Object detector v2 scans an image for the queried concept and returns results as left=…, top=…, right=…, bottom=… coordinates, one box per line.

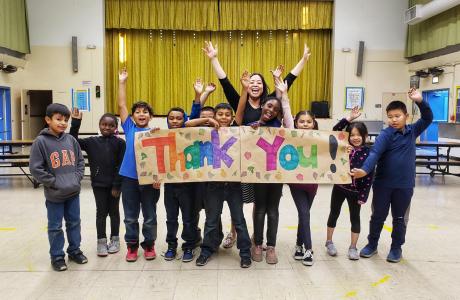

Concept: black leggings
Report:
left=327, top=185, right=361, bottom=233
left=92, top=187, right=120, bottom=239
left=253, top=183, right=283, bottom=247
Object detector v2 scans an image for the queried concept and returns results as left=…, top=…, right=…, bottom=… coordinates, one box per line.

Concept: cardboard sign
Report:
left=135, top=127, right=240, bottom=184
left=135, top=126, right=351, bottom=184
left=240, top=127, right=351, bottom=184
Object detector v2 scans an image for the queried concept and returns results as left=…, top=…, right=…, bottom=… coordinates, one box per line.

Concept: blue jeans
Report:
left=367, top=186, right=413, bottom=249
left=201, top=182, right=250, bottom=258
left=164, top=183, right=195, bottom=249
left=46, top=195, right=81, bottom=261
left=121, top=177, right=160, bottom=249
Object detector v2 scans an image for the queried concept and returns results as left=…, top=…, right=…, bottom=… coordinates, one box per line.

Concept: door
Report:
left=420, top=89, right=449, bottom=142
left=21, top=89, right=31, bottom=139
left=0, top=87, right=12, bottom=141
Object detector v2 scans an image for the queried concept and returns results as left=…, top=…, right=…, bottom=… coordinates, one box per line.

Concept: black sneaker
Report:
left=302, top=249, right=314, bottom=266
left=240, top=257, right=252, bottom=268
left=68, top=251, right=88, bottom=264
left=294, top=245, right=304, bottom=260
left=51, top=258, right=67, bottom=271
left=195, top=254, right=210, bottom=266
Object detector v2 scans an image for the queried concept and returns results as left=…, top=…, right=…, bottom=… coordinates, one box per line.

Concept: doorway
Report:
left=0, top=86, right=12, bottom=141
left=420, top=89, right=449, bottom=142
left=21, top=90, right=53, bottom=139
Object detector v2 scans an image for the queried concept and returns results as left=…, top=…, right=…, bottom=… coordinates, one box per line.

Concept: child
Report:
left=193, top=103, right=252, bottom=268
left=69, top=108, right=126, bottom=256
left=351, top=88, right=433, bottom=263
left=29, top=103, right=87, bottom=271
left=163, top=107, right=197, bottom=262
left=325, top=106, right=373, bottom=261
left=275, top=78, right=319, bottom=266
left=118, top=69, right=161, bottom=262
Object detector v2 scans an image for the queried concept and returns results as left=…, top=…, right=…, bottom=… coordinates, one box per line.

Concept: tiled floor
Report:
left=0, top=172, right=459, bottom=299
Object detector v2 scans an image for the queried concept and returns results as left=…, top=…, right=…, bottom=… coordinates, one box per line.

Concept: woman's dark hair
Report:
left=131, top=101, right=154, bottom=116
left=347, top=122, right=368, bottom=146
left=99, top=113, right=118, bottom=127
left=167, top=107, right=185, bottom=118
left=250, top=73, right=269, bottom=103
left=294, top=110, right=318, bottom=129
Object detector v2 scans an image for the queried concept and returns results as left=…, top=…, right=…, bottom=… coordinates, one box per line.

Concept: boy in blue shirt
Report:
left=351, top=88, right=433, bottom=263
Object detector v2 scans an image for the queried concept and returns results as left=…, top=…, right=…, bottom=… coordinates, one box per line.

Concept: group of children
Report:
left=29, top=42, right=433, bottom=272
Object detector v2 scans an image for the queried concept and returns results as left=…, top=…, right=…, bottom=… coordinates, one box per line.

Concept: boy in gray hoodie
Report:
left=29, top=103, right=87, bottom=271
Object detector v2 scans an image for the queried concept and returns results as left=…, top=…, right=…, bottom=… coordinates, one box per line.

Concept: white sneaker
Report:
left=108, top=236, right=120, bottom=254
left=325, top=240, right=337, bottom=256
left=97, top=238, right=108, bottom=257
left=302, top=249, right=314, bottom=266
left=348, top=247, right=359, bottom=260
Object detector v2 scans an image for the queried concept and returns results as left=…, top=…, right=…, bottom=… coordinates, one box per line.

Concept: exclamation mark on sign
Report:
left=329, top=135, right=338, bottom=173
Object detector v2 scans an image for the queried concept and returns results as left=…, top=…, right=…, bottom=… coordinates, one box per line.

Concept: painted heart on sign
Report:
left=296, top=174, right=304, bottom=181
left=244, top=152, right=252, bottom=160
left=313, top=172, right=318, bottom=180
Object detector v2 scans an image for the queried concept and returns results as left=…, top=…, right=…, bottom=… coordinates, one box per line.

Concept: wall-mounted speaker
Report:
left=72, top=36, right=78, bottom=73
left=356, top=41, right=365, bottom=77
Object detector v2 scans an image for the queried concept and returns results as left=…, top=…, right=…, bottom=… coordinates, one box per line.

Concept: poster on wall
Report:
left=134, top=127, right=351, bottom=185
left=345, top=87, right=364, bottom=109
left=71, top=88, right=91, bottom=111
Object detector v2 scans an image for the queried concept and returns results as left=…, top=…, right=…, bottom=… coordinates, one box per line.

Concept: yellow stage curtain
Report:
left=406, top=0, right=460, bottom=57
left=105, top=0, right=219, bottom=31
left=105, top=29, right=331, bottom=115
left=219, top=0, right=333, bottom=30
left=105, top=0, right=332, bottom=31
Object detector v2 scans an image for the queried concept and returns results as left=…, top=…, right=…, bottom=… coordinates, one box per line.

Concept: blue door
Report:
left=420, top=89, right=449, bottom=142
left=0, top=87, right=12, bottom=141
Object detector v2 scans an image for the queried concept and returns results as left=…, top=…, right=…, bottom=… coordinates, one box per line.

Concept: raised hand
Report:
left=347, top=106, right=361, bottom=122
left=240, top=70, right=250, bottom=90
left=119, top=68, right=128, bottom=83
left=71, top=107, right=82, bottom=119
left=202, top=41, right=218, bottom=59
left=302, top=44, right=311, bottom=61
left=270, top=64, right=285, bottom=80
left=408, top=88, right=423, bottom=103
left=194, top=78, right=204, bottom=94
left=274, top=77, right=288, bottom=95
left=204, top=82, right=216, bottom=93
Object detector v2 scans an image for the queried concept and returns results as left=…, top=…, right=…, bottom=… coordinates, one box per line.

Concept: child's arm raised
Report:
left=189, top=78, right=203, bottom=120
left=200, top=82, right=216, bottom=106
left=118, top=69, right=129, bottom=124
left=235, top=71, right=250, bottom=126
left=275, top=77, right=294, bottom=129
left=333, top=106, right=361, bottom=131
left=271, top=65, right=285, bottom=99
left=408, top=88, right=433, bottom=137
left=69, top=108, right=89, bottom=150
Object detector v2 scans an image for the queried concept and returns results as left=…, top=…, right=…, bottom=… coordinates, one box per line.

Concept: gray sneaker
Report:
left=108, top=236, right=120, bottom=254
left=348, top=247, right=359, bottom=260
left=325, top=240, right=337, bottom=256
left=97, top=238, right=108, bottom=257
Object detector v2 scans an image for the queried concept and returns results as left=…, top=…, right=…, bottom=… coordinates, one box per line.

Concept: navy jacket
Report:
left=361, top=101, right=433, bottom=188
